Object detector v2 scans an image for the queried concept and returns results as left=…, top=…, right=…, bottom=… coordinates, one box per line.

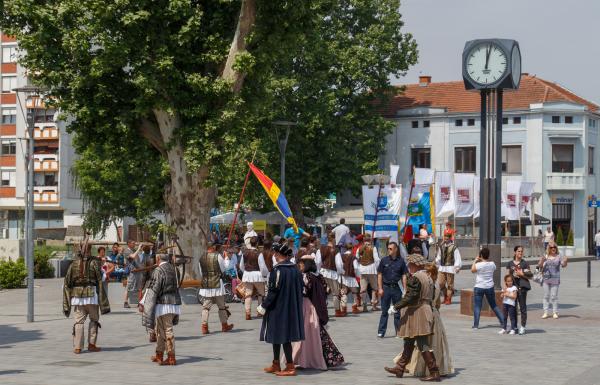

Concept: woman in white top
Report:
left=470, top=247, right=504, bottom=329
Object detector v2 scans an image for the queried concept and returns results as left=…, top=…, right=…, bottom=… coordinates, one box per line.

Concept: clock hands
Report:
left=485, top=44, right=491, bottom=70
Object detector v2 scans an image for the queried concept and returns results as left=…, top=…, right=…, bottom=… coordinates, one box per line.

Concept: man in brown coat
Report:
left=384, top=253, right=440, bottom=382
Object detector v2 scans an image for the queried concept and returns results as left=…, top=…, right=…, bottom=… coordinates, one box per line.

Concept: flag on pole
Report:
left=248, top=163, right=298, bottom=232
left=434, top=171, right=455, bottom=217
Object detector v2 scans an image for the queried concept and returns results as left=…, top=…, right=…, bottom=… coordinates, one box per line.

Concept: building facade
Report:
left=380, top=74, right=599, bottom=256
left=0, top=32, right=86, bottom=257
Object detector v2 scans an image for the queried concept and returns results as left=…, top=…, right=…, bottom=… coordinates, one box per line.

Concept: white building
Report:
left=378, top=74, right=599, bottom=256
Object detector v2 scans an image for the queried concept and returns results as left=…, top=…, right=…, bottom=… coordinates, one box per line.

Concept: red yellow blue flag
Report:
left=248, top=163, right=298, bottom=232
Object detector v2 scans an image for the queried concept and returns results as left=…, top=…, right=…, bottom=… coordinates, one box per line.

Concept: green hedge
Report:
left=16, top=247, right=55, bottom=279
left=0, top=259, right=27, bottom=289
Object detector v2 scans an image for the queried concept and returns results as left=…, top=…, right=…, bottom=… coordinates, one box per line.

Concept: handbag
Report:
left=532, top=266, right=544, bottom=285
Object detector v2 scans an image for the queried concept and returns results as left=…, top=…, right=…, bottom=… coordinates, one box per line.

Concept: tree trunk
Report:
left=289, top=199, right=305, bottom=229
left=154, top=109, right=215, bottom=281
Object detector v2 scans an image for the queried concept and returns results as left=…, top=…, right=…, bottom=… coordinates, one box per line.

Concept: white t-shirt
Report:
left=503, top=285, right=517, bottom=306
left=333, top=224, right=350, bottom=245
left=595, top=232, right=600, bottom=247
left=474, top=261, right=496, bottom=289
left=543, top=231, right=554, bottom=243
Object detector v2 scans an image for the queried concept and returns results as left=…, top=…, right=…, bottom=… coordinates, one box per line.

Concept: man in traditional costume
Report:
left=244, top=222, right=258, bottom=249
left=435, top=233, right=462, bottom=305
left=141, top=253, right=182, bottom=366
left=63, top=241, right=110, bottom=354
left=239, top=236, right=269, bottom=320
left=356, top=233, right=380, bottom=312
left=315, top=236, right=341, bottom=316
left=337, top=245, right=360, bottom=316
left=258, top=243, right=304, bottom=376
left=198, top=241, right=234, bottom=335
left=385, top=253, right=441, bottom=382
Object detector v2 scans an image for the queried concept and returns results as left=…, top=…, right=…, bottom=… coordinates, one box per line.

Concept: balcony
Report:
left=34, top=186, right=59, bottom=204
left=546, top=172, right=585, bottom=190
left=34, top=157, right=59, bottom=172
left=34, top=125, right=59, bottom=140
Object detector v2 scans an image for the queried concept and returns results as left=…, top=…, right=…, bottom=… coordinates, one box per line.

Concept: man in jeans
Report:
left=595, top=229, right=600, bottom=260
left=376, top=242, right=408, bottom=338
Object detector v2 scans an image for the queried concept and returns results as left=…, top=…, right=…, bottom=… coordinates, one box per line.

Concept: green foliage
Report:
left=566, top=229, right=574, bottom=247
left=33, top=247, right=57, bottom=278
left=0, top=259, right=27, bottom=289
left=1, top=0, right=418, bottom=229
left=555, top=227, right=564, bottom=246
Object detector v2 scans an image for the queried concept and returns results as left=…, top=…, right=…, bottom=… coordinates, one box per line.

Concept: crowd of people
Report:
left=61, top=219, right=570, bottom=380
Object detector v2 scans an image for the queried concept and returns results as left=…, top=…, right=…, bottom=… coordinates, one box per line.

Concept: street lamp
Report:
left=272, top=120, right=298, bottom=235
left=14, top=85, right=45, bottom=323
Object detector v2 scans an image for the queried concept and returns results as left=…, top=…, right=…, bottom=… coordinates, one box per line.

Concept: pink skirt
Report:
left=290, top=298, right=328, bottom=370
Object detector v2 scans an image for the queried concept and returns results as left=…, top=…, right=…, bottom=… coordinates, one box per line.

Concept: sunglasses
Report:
left=387, top=247, right=394, bottom=251
left=549, top=246, right=557, bottom=250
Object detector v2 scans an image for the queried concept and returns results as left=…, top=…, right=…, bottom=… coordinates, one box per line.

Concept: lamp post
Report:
left=14, top=85, right=44, bottom=323
left=273, top=120, right=297, bottom=235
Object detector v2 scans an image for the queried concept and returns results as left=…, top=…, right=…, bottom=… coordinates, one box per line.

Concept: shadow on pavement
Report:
left=522, top=329, right=546, bottom=334
left=528, top=303, right=580, bottom=310
left=101, top=345, right=142, bottom=352
left=0, top=370, right=25, bottom=376
left=0, top=325, right=43, bottom=346
left=176, top=355, right=222, bottom=365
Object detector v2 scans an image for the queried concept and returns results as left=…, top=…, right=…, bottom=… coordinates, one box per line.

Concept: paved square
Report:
left=1, top=261, right=600, bottom=385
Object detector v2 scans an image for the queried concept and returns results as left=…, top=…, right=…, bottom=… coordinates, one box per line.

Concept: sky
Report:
left=394, top=0, right=600, bottom=105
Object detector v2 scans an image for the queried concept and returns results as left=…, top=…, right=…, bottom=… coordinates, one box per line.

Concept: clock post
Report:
left=463, top=39, right=521, bottom=289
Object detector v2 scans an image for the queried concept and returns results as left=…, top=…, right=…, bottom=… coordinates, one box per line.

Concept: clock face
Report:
left=511, top=44, right=521, bottom=87
left=465, top=43, right=508, bottom=86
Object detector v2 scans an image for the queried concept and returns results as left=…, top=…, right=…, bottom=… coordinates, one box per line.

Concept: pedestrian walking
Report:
left=376, top=242, right=408, bottom=338
left=356, top=234, right=381, bottom=312
left=539, top=242, right=568, bottom=319
left=506, top=246, right=533, bottom=334
left=543, top=227, right=554, bottom=252
left=315, top=236, right=342, bottom=317
left=435, top=233, right=462, bottom=305
left=499, top=275, right=518, bottom=335
left=470, top=248, right=504, bottom=330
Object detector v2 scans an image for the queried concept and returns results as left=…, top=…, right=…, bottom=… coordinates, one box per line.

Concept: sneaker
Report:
left=471, top=326, right=479, bottom=330
left=553, top=313, right=559, bottom=319
left=508, top=330, right=516, bottom=335
left=498, top=329, right=507, bottom=334
left=124, top=302, right=130, bottom=309
left=541, top=312, right=549, bottom=319
left=377, top=333, right=384, bottom=338
left=518, top=326, right=526, bottom=335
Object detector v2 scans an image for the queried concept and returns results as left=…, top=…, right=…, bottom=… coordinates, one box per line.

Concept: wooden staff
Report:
left=225, top=150, right=257, bottom=252
left=401, top=166, right=416, bottom=242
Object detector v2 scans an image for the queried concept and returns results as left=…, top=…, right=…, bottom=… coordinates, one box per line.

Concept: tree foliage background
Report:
left=1, top=0, right=417, bottom=235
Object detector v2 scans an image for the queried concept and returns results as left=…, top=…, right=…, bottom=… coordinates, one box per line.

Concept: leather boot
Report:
left=342, top=307, right=348, bottom=316
left=263, top=360, right=281, bottom=373
left=444, top=297, right=451, bottom=305
left=160, top=352, right=176, bottom=366
left=275, top=363, right=297, bottom=376
left=245, top=312, right=252, bottom=320
left=384, top=343, right=415, bottom=378
left=221, top=322, right=234, bottom=332
left=87, top=344, right=101, bottom=352
left=352, top=304, right=361, bottom=314
left=151, top=351, right=164, bottom=363
left=201, top=323, right=209, bottom=335
left=73, top=348, right=81, bottom=354
left=420, top=351, right=441, bottom=382
left=334, top=310, right=344, bottom=317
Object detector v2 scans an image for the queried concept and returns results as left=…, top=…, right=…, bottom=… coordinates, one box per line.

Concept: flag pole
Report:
left=401, top=166, right=416, bottom=242
left=371, top=180, right=384, bottom=239
left=225, top=150, right=257, bottom=252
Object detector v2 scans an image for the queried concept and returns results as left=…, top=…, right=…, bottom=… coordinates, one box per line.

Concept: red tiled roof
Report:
left=382, top=75, right=599, bottom=116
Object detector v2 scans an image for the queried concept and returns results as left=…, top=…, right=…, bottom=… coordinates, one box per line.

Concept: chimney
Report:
left=419, top=75, right=431, bottom=87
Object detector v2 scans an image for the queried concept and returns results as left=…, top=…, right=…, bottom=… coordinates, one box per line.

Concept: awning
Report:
left=500, top=214, right=551, bottom=225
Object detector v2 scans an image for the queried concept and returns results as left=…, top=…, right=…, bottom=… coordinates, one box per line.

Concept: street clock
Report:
left=462, top=39, right=521, bottom=90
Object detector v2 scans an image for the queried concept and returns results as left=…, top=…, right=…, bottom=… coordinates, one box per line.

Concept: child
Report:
left=499, top=274, right=518, bottom=334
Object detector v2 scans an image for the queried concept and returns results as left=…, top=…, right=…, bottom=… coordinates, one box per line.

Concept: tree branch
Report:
left=138, top=116, right=166, bottom=157
left=221, top=0, right=256, bottom=94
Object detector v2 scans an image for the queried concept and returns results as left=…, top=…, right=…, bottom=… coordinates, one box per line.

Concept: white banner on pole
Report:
left=454, top=173, right=475, bottom=218
left=390, top=164, right=400, bottom=185
left=435, top=171, right=455, bottom=217
left=414, top=168, right=435, bottom=186
left=519, top=182, right=536, bottom=215
left=505, top=180, right=521, bottom=220
left=362, top=185, right=402, bottom=242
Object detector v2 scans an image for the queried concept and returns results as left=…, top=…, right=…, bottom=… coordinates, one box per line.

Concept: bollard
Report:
left=587, top=259, right=591, bottom=288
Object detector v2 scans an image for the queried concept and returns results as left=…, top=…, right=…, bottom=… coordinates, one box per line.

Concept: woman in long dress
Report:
left=286, top=256, right=345, bottom=369
left=399, top=263, right=454, bottom=377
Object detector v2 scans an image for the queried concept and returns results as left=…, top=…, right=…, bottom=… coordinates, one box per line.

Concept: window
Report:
left=502, top=117, right=509, bottom=125
left=411, top=121, right=418, bottom=128
left=467, top=119, right=475, bottom=126
left=1, top=108, right=16, bottom=124
left=589, top=119, right=597, bottom=128
left=552, top=116, right=560, bottom=124
left=454, top=146, right=476, bottom=173
left=1, top=171, right=16, bottom=187
left=502, top=146, right=522, bottom=174
left=423, top=120, right=430, bottom=128
left=411, top=148, right=431, bottom=169
left=1, top=76, right=16, bottom=93
left=34, top=210, right=64, bottom=229
left=1, top=140, right=16, bottom=155
left=455, top=119, right=463, bottom=127
left=513, top=117, right=521, bottom=124
left=565, top=116, right=573, bottom=124
left=589, top=146, right=595, bottom=175
left=552, top=144, right=574, bottom=172
left=2, top=46, right=16, bottom=63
